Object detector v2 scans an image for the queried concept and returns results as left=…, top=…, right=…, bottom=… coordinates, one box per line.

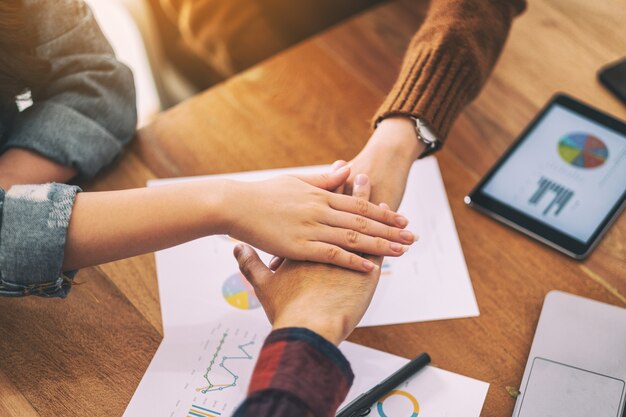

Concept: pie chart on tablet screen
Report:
left=558, top=133, right=609, bottom=168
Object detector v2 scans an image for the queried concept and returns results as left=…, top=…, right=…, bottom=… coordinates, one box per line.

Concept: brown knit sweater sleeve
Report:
left=374, top=0, right=526, bottom=139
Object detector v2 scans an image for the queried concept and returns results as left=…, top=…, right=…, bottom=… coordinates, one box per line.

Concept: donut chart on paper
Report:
left=376, top=389, right=420, bottom=417
left=558, top=133, right=608, bottom=168
left=222, top=273, right=261, bottom=310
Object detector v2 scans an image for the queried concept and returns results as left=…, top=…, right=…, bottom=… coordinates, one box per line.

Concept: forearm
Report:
left=365, top=118, right=424, bottom=165
left=350, top=118, right=425, bottom=210
left=62, top=180, right=232, bottom=270
left=358, top=0, right=526, bottom=207
left=0, top=148, right=76, bottom=189
left=375, top=0, right=526, bottom=138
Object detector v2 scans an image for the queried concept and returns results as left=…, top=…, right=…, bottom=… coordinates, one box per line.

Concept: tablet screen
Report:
left=482, top=104, right=626, bottom=243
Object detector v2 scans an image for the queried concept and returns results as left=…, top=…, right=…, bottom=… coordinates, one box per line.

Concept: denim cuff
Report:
left=0, top=183, right=81, bottom=297
left=4, top=102, right=124, bottom=179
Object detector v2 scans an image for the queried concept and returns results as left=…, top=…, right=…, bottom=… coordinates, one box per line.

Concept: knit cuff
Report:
left=373, top=42, right=481, bottom=140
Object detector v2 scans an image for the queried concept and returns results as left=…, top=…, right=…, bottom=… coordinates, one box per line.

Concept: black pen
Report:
left=336, top=352, right=431, bottom=417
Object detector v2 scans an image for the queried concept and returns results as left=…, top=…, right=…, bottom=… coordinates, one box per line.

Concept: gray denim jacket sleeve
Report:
left=2, top=0, right=137, bottom=178
left=0, top=0, right=137, bottom=297
left=0, top=184, right=81, bottom=297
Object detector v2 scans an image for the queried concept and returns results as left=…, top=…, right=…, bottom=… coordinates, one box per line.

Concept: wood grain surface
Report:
left=0, top=0, right=624, bottom=416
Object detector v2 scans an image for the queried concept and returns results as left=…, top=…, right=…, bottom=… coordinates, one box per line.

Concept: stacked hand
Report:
left=266, top=117, right=421, bottom=271
left=232, top=117, right=421, bottom=345
left=233, top=174, right=383, bottom=344
left=226, top=164, right=415, bottom=272
left=335, top=117, right=425, bottom=210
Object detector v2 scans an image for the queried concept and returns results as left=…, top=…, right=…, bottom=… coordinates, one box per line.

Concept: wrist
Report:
left=369, top=116, right=427, bottom=162
left=272, top=314, right=348, bottom=346
left=199, top=179, right=240, bottom=235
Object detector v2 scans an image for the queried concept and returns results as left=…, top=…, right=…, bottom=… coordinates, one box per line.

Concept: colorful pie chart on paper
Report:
left=222, top=273, right=261, bottom=310
left=558, top=133, right=609, bottom=168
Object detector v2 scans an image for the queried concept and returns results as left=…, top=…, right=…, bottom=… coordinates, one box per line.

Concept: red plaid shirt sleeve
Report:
left=233, top=327, right=354, bottom=417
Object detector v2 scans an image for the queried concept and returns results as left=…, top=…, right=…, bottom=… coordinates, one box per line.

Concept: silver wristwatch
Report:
left=407, top=116, right=442, bottom=159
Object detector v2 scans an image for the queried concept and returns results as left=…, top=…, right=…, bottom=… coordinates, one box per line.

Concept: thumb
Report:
left=233, top=244, right=272, bottom=287
left=332, top=160, right=348, bottom=195
left=295, top=163, right=350, bottom=190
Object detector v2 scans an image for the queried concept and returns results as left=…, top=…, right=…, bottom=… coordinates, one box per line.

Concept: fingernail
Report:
left=355, top=174, right=368, bottom=186
left=399, top=230, right=414, bottom=242
left=363, top=260, right=377, bottom=271
left=390, top=242, right=403, bottom=252
left=234, top=244, right=244, bottom=257
left=395, top=215, right=409, bottom=227
left=332, top=160, right=347, bottom=171
left=335, top=164, right=350, bottom=174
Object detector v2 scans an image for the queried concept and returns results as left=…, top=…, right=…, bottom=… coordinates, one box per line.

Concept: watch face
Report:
left=419, top=122, right=440, bottom=144
left=412, top=118, right=441, bottom=159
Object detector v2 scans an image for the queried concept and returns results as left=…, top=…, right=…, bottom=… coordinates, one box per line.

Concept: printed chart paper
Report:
left=123, top=321, right=490, bottom=417
left=148, top=157, right=478, bottom=329
left=123, top=158, right=487, bottom=417
left=123, top=317, right=270, bottom=417
left=341, top=343, right=490, bottom=417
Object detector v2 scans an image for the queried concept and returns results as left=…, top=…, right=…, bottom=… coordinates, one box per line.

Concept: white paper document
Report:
left=123, top=317, right=270, bottom=417
left=148, top=157, right=478, bottom=329
left=124, top=158, right=487, bottom=417
left=342, top=343, right=490, bottom=417
left=123, top=318, right=489, bottom=417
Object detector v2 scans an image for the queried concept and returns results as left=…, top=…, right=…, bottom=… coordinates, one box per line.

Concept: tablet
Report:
left=465, top=94, right=626, bottom=259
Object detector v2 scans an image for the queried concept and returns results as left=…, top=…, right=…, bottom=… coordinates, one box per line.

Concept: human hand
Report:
left=233, top=175, right=382, bottom=345
left=225, top=168, right=415, bottom=273
left=335, top=117, right=426, bottom=210
left=267, top=117, right=423, bottom=271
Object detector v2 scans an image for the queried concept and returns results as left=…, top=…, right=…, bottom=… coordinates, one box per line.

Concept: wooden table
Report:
left=1, top=0, right=625, bottom=416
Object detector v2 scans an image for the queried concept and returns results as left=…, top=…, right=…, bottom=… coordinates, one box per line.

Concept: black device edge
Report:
left=464, top=93, right=626, bottom=259
left=598, top=57, right=626, bottom=106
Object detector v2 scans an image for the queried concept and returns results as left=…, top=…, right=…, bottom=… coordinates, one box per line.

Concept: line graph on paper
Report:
left=196, top=331, right=255, bottom=394
left=167, top=323, right=262, bottom=417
